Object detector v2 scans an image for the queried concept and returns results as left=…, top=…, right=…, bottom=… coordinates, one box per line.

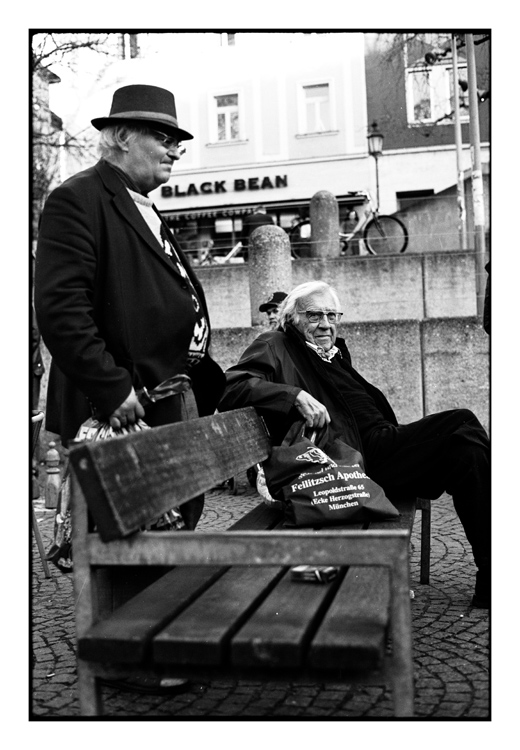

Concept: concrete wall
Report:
left=38, top=316, right=489, bottom=451
left=210, top=316, right=490, bottom=433
left=199, top=250, right=478, bottom=329
left=394, top=169, right=490, bottom=253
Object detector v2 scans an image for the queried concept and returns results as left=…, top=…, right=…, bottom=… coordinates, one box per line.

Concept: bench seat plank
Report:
left=230, top=567, right=343, bottom=669
left=228, top=502, right=282, bottom=531
left=308, top=566, right=390, bottom=671
left=78, top=565, right=225, bottom=663
left=373, top=495, right=417, bottom=531
left=79, top=491, right=279, bottom=665
left=152, top=566, right=286, bottom=665
left=302, top=501, right=415, bottom=671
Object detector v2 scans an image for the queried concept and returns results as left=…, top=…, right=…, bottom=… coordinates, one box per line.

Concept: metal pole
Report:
left=374, top=155, right=380, bottom=211
left=465, top=33, right=487, bottom=317
left=451, top=35, right=467, bottom=250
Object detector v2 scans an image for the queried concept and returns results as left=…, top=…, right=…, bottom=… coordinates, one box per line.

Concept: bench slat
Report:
left=230, top=568, right=342, bottom=669
left=152, top=566, right=286, bottom=665
left=69, top=408, right=271, bottom=541
left=303, top=501, right=415, bottom=671
left=308, top=567, right=390, bottom=671
left=228, top=502, right=282, bottom=531
left=79, top=490, right=279, bottom=665
left=78, top=565, right=225, bottom=663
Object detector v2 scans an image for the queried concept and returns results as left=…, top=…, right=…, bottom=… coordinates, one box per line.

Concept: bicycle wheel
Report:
left=363, top=215, right=408, bottom=255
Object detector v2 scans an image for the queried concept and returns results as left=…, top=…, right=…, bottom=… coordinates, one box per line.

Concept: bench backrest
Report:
left=68, top=407, right=271, bottom=541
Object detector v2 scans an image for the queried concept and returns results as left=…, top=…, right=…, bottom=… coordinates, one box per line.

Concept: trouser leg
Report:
left=444, top=432, right=490, bottom=569
left=368, top=409, right=490, bottom=578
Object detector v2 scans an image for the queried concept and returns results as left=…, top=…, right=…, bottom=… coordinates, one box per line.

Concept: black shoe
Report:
left=99, top=675, right=190, bottom=695
left=472, top=564, right=491, bottom=609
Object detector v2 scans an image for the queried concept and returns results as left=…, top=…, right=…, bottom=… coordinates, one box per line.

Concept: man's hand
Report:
left=108, top=387, right=145, bottom=431
left=294, top=391, right=330, bottom=429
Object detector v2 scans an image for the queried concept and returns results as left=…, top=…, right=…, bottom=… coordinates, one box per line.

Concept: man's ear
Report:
left=115, top=126, right=133, bottom=152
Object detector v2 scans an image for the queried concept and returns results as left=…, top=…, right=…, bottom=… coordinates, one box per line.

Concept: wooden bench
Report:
left=69, top=407, right=430, bottom=718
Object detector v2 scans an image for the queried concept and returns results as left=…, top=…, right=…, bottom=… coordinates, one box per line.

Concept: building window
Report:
left=220, top=33, right=236, bottom=46
left=214, top=93, right=240, bottom=142
left=299, top=82, right=333, bottom=133
left=406, top=63, right=469, bottom=126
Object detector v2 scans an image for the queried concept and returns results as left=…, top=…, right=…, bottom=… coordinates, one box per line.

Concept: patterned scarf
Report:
left=105, top=160, right=209, bottom=368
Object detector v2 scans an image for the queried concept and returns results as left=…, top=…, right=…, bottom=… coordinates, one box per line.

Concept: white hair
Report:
left=278, top=281, right=341, bottom=329
left=97, top=123, right=149, bottom=159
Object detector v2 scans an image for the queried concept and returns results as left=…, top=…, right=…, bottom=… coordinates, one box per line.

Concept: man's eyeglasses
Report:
left=298, top=310, right=343, bottom=324
left=149, top=129, right=183, bottom=152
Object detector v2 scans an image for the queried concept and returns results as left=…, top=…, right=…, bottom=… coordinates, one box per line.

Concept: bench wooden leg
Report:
left=390, top=550, right=415, bottom=717
left=77, top=659, right=103, bottom=716
left=417, top=498, right=431, bottom=585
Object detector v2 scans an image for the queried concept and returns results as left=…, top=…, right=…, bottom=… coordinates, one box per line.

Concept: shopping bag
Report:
left=262, top=421, right=399, bottom=528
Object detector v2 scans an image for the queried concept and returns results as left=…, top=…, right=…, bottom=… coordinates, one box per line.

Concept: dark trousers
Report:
left=366, top=409, right=490, bottom=570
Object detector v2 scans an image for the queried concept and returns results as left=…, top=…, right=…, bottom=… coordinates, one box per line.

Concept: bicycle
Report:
left=289, top=192, right=408, bottom=257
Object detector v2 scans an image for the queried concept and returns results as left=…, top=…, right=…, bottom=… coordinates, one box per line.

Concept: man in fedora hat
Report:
left=35, top=84, right=225, bottom=531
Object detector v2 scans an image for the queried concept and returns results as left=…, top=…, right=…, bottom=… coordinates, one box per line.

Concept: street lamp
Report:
left=367, top=121, right=384, bottom=210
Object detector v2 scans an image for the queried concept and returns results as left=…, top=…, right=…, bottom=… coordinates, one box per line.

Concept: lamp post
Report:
left=367, top=122, right=384, bottom=210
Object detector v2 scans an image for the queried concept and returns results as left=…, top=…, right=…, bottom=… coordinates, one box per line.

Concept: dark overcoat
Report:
left=35, top=159, right=224, bottom=442
left=219, top=326, right=398, bottom=461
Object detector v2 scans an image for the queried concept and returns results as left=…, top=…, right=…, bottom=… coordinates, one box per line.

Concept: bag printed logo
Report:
left=295, top=446, right=336, bottom=467
left=282, top=464, right=399, bottom=527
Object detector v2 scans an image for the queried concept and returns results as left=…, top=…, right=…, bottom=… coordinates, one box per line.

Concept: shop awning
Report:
left=161, top=193, right=365, bottom=222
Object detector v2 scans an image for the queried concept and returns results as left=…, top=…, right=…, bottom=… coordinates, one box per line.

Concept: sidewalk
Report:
left=31, top=473, right=490, bottom=719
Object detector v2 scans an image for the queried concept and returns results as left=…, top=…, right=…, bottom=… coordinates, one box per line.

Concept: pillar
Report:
left=249, top=224, right=292, bottom=327
left=309, top=190, right=340, bottom=258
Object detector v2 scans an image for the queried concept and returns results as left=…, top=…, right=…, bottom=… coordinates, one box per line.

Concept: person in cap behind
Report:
left=259, top=291, right=287, bottom=330
left=35, top=84, right=225, bottom=531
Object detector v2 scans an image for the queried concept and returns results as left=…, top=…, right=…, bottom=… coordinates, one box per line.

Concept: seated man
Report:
left=219, top=280, right=490, bottom=608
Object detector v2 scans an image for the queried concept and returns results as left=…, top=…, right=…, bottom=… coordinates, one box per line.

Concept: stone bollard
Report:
left=249, top=224, right=292, bottom=327
left=309, top=190, right=340, bottom=258
left=45, top=441, right=61, bottom=509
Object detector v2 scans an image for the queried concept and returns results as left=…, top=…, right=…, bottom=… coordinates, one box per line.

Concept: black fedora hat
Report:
left=91, top=84, right=194, bottom=141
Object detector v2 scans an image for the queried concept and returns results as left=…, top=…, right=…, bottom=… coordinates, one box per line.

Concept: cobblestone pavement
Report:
left=31, top=472, right=490, bottom=720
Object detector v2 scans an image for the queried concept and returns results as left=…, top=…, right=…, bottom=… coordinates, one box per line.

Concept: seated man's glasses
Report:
left=149, top=129, right=183, bottom=152
left=298, top=310, right=343, bottom=324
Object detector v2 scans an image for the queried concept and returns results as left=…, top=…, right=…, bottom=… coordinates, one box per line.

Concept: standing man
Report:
left=35, top=84, right=225, bottom=529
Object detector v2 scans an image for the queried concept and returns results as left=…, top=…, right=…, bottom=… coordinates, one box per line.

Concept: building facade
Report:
left=147, top=32, right=372, bottom=258
left=41, top=31, right=490, bottom=258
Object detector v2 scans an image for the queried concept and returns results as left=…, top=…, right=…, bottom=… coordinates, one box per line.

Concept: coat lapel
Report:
left=95, top=160, right=184, bottom=277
